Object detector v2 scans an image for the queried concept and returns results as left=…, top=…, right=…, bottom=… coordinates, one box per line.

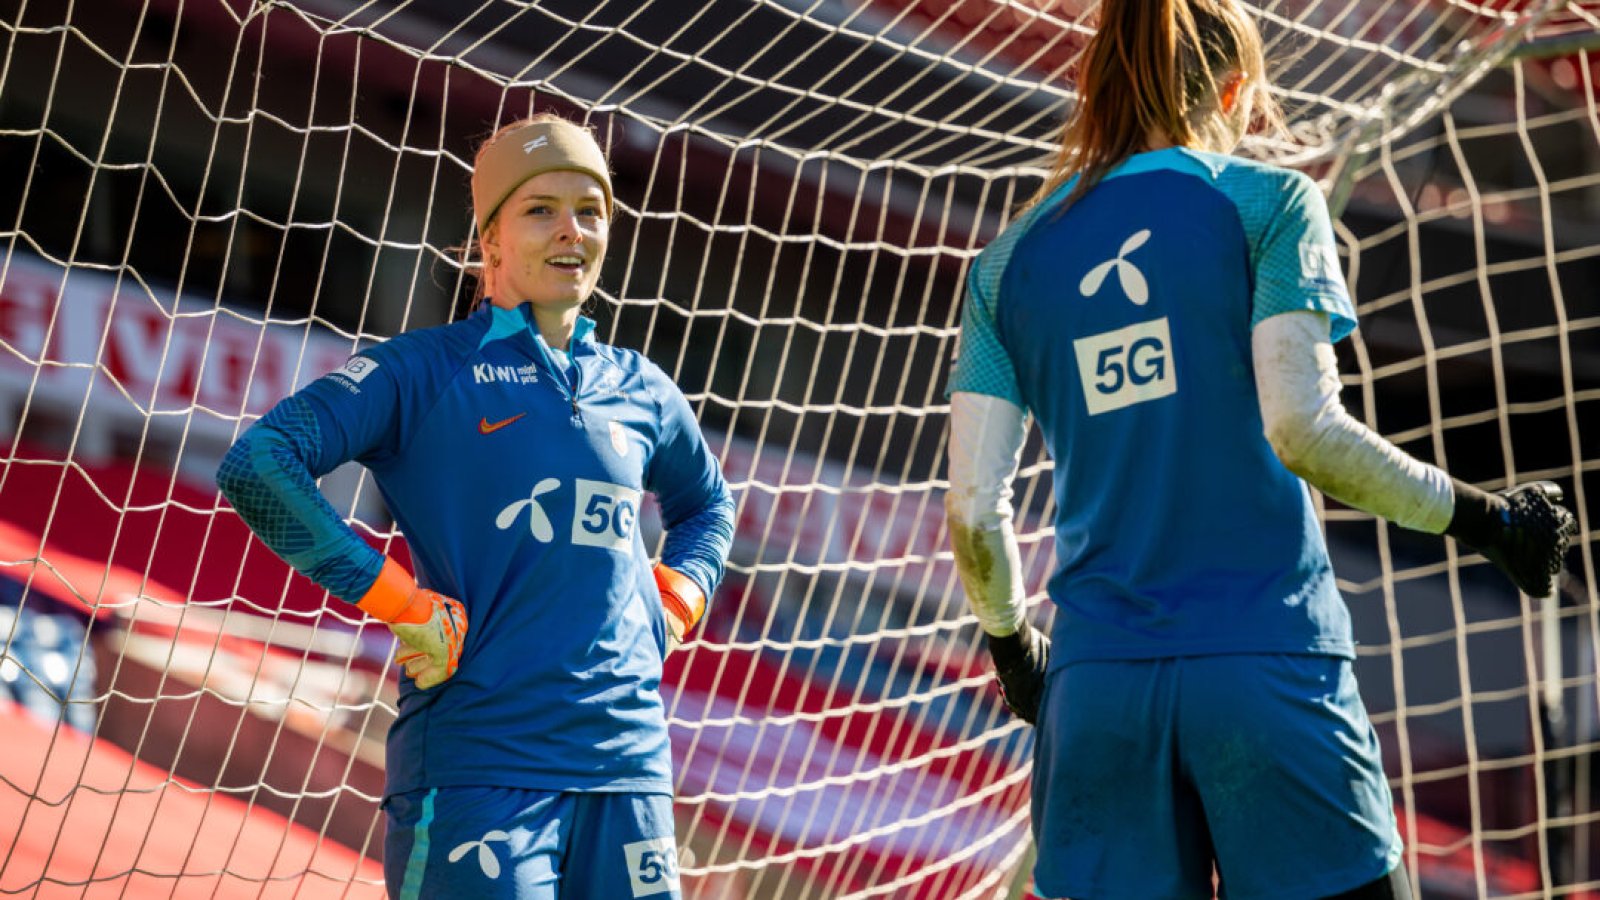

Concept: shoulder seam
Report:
left=391, top=320, right=487, bottom=461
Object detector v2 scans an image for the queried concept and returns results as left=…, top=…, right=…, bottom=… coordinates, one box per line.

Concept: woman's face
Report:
left=483, top=169, right=609, bottom=313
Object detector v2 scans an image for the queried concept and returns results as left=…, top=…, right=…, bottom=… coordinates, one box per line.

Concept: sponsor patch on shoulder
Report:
left=1298, top=240, right=1343, bottom=288
left=331, top=355, right=379, bottom=386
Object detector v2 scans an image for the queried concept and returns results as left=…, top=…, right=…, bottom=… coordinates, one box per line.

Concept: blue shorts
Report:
left=1031, top=654, right=1402, bottom=900
left=383, top=787, right=680, bottom=899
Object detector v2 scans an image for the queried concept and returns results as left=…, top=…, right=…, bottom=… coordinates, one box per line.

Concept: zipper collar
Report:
left=521, top=311, right=594, bottom=370
left=476, top=302, right=593, bottom=428
left=477, top=300, right=595, bottom=347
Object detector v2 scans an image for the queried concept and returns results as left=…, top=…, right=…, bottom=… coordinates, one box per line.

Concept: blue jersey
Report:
left=217, top=302, right=735, bottom=797
left=949, top=147, right=1359, bottom=665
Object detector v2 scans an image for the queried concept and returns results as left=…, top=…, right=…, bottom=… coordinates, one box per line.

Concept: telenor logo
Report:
left=495, top=478, right=561, bottom=542
left=523, top=135, right=549, bottom=153
left=449, top=830, right=511, bottom=879
left=1080, top=229, right=1152, bottom=305
left=479, top=413, right=526, bottom=435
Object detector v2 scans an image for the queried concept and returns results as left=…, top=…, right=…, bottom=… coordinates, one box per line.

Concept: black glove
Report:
left=1445, top=479, right=1577, bottom=597
left=986, top=622, right=1050, bottom=725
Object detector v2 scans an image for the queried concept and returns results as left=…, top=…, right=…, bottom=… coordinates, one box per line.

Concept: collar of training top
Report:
left=478, top=301, right=599, bottom=347
left=472, top=119, right=614, bottom=230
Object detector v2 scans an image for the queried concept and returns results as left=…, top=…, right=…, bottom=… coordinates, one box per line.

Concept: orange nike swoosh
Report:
left=478, top=413, right=526, bottom=435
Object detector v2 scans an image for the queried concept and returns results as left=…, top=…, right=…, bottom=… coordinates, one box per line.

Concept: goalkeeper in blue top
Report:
left=944, top=1, right=1577, bottom=898
left=217, top=114, right=735, bottom=899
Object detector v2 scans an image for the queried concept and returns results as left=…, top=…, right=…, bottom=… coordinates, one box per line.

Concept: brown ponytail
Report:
left=1031, top=0, right=1282, bottom=209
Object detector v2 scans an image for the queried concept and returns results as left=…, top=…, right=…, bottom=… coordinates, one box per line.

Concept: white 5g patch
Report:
left=622, top=836, right=679, bottom=897
left=571, top=479, right=641, bottom=551
left=1072, top=318, right=1177, bottom=415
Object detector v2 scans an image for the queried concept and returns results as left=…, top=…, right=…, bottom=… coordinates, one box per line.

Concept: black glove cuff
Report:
left=1445, top=478, right=1505, bottom=550
left=986, top=626, right=1034, bottom=670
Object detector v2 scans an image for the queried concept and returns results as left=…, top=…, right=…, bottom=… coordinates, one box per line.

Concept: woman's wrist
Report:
left=1444, top=478, right=1505, bottom=550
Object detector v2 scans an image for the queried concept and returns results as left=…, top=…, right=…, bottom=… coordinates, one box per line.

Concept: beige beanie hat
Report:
left=471, top=118, right=613, bottom=231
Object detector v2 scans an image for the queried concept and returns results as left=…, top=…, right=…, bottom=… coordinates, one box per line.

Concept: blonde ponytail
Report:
left=1031, top=0, right=1281, bottom=209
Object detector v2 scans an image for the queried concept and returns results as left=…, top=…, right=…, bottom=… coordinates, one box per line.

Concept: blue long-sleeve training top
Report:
left=216, top=302, right=736, bottom=798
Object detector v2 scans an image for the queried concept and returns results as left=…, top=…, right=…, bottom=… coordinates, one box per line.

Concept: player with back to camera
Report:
left=216, top=113, right=735, bottom=899
left=943, top=1, right=1578, bottom=898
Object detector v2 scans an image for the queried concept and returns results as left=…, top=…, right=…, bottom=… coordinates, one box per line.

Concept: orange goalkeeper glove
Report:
left=654, top=563, right=706, bottom=657
left=357, top=558, right=467, bottom=690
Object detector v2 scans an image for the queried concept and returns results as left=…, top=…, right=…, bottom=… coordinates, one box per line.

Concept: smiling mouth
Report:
left=547, top=255, right=585, bottom=273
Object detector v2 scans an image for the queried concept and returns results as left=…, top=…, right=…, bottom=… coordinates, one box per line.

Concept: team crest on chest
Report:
left=609, top=419, right=631, bottom=458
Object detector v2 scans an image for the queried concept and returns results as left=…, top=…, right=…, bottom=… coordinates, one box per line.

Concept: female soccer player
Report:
left=943, top=2, right=1577, bottom=898
left=217, top=114, right=734, bottom=898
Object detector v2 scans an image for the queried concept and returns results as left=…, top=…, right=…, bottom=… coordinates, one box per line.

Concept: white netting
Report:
left=0, top=1, right=1594, bottom=897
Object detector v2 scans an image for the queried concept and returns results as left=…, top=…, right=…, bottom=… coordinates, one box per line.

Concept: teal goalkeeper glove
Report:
left=986, top=622, right=1050, bottom=725
left=1445, top=480, right=1577, bottom=597
left=358, top=558, right=468, bottom=690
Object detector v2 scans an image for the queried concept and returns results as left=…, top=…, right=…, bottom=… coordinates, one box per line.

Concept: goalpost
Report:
left=0, top=1, right=1594, bottom=897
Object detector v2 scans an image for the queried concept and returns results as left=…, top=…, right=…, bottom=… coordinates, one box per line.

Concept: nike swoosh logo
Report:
left=478, top=413, right=526, bottom=435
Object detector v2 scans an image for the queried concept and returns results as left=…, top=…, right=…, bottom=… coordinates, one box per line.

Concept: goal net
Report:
left=0, top=0, right=1594, bottom=897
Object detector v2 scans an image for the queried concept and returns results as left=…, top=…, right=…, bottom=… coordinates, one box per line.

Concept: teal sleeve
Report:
left=1221, top=167, right=1358, bottom=342
left=215, top=396, right=386, bottom=603
left=215, top=345, right=413, bottom=604
left=946, top=250, right=1025, bottom=405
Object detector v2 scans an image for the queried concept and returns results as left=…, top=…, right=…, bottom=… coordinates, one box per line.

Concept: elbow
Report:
left=216, top=422, right=289, bottom=506
left=944, top=483, right=983, bottom=534
left=1264, top=415, right=1317, bottom=479
left=214, top=431, right=256, bottom=505
left=668, top=481, right=736, bottom=533
left=945, top=451, right=1010, bottom=533
left=701, top=488, right=737, bottom=539
left=714, top=492, right=738, bottom=549
left=943, top=495, right=983, bottom=577
left=1266, top=406, right=1352, bottom=490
